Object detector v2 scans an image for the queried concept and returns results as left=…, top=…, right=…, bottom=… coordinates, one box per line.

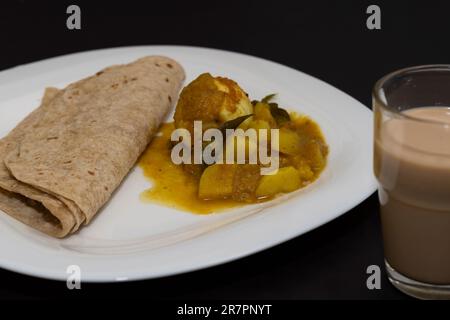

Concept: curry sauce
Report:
left=139, top=112, right=328, bottom=214
left=139, top=123, right=243, bottom=214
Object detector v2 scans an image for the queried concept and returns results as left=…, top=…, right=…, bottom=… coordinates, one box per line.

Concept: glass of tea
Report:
left=373, top=65, right=450, bottom=299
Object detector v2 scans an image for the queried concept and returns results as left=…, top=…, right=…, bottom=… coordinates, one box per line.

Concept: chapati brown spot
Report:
left=96, top=71, right=104, bottom=76
left=111, top=83, right=118, bottom=89
left=155, top=63, right=161, bottom=67
left=165, top=78, right=169, bottom=83
left=131, top=77, right=137, bottom=81
left=166, top=63, right=173, bottom=69
left=38, top=172, right=44, bottom=175
left=88, top=170, right=95, bottom=176
left=123, top=79, right=128, bottom=84
left=47, top=136, right=58, bottom=140
left=168, top=95, right=172, bottom=102
left=63, top=160, right=72, bottom=164
left=104, top=186, right=109, bottom=191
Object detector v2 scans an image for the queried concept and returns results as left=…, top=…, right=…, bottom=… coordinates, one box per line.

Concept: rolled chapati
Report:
left=0, top=56, right=185, bottom=237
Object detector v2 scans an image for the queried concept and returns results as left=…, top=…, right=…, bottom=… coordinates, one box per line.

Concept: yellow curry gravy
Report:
left=139, top=123, right=242, bottom=214
left=138, top=113, right=328, bottom=214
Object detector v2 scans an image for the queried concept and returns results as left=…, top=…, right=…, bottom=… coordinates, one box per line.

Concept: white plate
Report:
left=0, top=46, right=376, bottom=282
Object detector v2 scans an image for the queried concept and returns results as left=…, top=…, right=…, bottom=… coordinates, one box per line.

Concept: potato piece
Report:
left=242, top=118, right=272, bottom=145
left=248, top=119, right=271, bottom=131
left=255, top=166, right=301, bottom=198
left=199, top=164, right=237, bottom=200
left=232, top=164, right=261, bottom=202
left=303, top=141, right=326, bottom=170
left=254, top=102, right=276, bottom=127
left=254, top=102, right=267, bottom=115
left=297, top=164, right=314, bottom=180
left=278, top=128, right=302, bottom=155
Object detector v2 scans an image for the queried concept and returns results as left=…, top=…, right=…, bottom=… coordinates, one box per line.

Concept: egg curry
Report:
left=139, top=73, right=328, bottom=214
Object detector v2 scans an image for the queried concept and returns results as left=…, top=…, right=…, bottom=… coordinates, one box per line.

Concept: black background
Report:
left=1, top=0, right=449, bottom=300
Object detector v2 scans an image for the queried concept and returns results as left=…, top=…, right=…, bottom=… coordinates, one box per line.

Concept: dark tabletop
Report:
left=1, top=0, right=448, bottom=300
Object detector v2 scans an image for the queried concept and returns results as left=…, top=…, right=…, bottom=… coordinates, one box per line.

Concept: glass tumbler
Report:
left=373, top=65, right=450, bottom=299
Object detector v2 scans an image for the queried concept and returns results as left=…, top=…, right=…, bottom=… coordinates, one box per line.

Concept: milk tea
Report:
left=374, top=107, right=450, bottom=284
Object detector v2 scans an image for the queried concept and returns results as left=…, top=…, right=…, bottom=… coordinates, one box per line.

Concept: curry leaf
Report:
left=261, top=93, right=277, bottom=103
left=269, top=102, right=290, bottom=125
left=219, top=114, right=253, bottom=134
